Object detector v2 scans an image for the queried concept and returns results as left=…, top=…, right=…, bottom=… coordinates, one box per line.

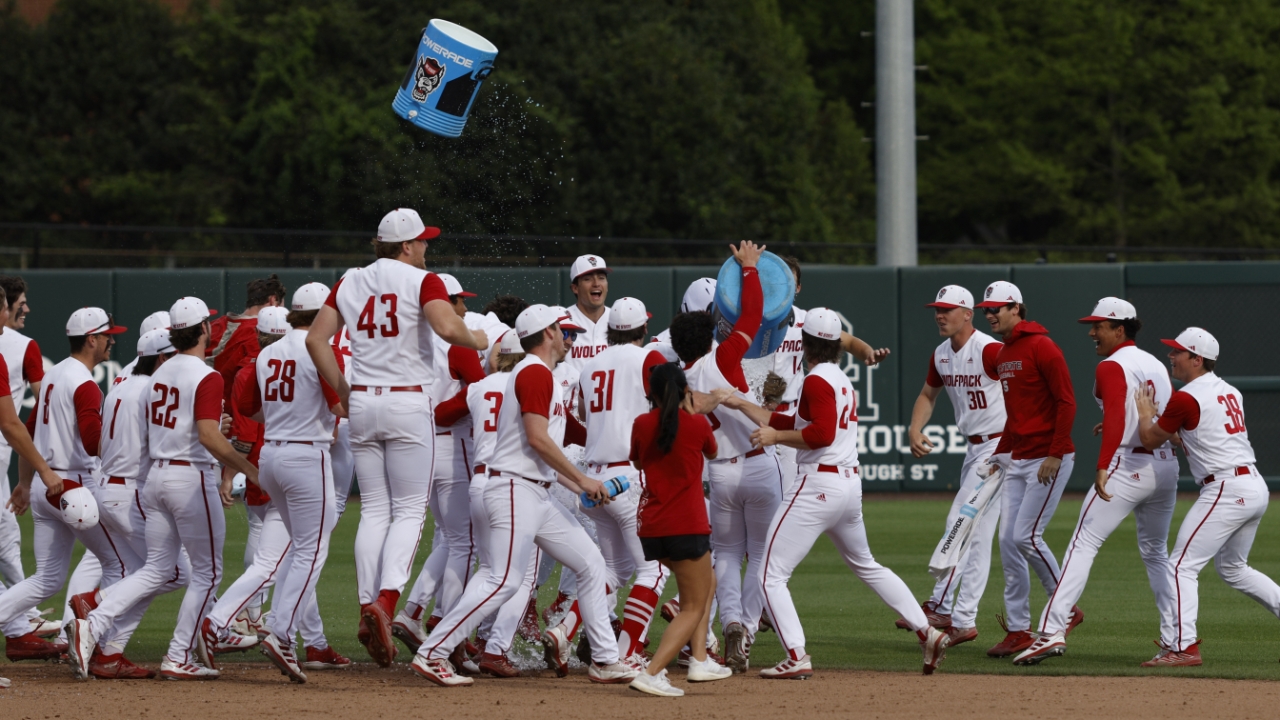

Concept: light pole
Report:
left=875, top=0, right=918, bottom=267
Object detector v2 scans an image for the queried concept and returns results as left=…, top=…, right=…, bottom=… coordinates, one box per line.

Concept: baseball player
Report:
left=1014, top=298, right=1178, bottom=665
left=411, top=305, right=636, bottom=687
left=70, top=296, right=260, bottom=680
left=114, top=311, right=170, bottom=384
left=305, top=208, right=486, bottom=667
left=1134, top=327, right=1280, bottom=667
left=69, top=328, right=190, bottom=679
left=975, top=281, right=1081, bottom=658
left=770, top=257, right=806, bottom=495
left=207, top=274, right=286, bottom=378
left=574, top=296, right=670, bottom=665
left=649, top=277, right=717, bottom=362
left=903, top=285, right=1005, bottom=646
left=722, top=307, right=950, bottom=678
left=564, top=255, right=611, bottom=370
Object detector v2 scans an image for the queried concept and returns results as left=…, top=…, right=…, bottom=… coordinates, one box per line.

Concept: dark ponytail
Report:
left=648, top=363, right=687, bottom=455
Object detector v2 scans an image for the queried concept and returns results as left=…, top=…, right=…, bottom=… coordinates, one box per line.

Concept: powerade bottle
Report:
left=581, top=476, right=630, bottom=508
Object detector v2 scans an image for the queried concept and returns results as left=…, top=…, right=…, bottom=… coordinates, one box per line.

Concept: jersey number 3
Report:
left=150, top=384, right=180, bottom=429
left=1217, top=393, right=1246, bottom=434
left=356, top=294, right=400, bottom=338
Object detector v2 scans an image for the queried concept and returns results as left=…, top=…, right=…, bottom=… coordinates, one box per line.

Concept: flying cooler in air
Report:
left=393, top=20, right=498, bottom=138
left=713, top=250, right=797, bottom=359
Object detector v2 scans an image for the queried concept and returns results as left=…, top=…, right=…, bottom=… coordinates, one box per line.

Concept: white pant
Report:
left=206, top=502, right=288, bottom=632
left=87, top=463, right=224, bottom=664
left=582, top=464, right=667, bottom=596
left=243, top=502, right=269, bottom=614
left=998, top=453, right=1074, bottom=631
left=775, top=445, right=798, bottom=496
left=1168, top=469, right=1280, bottom=652
left=468, top=472, right=540, bottom=654
left=0, top=445, right=28, bottom=593
left=928, top=439, right=1001, bottom=628
left=407, top=431, right=474, bottom=616
left=707, top=452, right=782, bottom=634
left=421, top=477, right=617, bottom=665
left=1038, top=450, right=1178, bottom=639
left=761, top=465, right=926, bottom=659
left=348, top=389, right=435, bottom=604
left=332, top=421, right=355, bottom=517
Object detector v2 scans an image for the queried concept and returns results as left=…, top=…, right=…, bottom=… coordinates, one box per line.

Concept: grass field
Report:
left=5, top=493, right=1280, bottom=680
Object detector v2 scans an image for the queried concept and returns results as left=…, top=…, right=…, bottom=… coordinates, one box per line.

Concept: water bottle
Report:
left=581, top=476, right=630, bottom=508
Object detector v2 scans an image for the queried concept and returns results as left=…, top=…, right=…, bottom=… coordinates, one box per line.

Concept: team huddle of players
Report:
left=0, top=207, right=1272, bottom=691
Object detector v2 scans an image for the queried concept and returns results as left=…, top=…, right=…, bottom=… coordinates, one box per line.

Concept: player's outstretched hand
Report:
left=583, top=477, right=610, bottom=506
left=689, top=387, right=735, bottom=414
left=750, top=425, right=778, bottom=449
left=909, top=428, right=934, bottom=458
left=730, top=240, right=765, bottom=269
left=1094, top=468, right=1113, bottom=502
left=865, top=347, right=891, bottom=366
left=5, top=483, right=28, bottom=516
left=40, top=470, right=65, bottom=502
left=1092, top=422, right=1103, bottom=436
left=1037, top=456, right=1062, bottom=485
left=1133, top=385, right=1158, bottom=418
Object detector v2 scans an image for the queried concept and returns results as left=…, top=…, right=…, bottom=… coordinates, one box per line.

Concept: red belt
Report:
left=473, top=464, right=486, bottom=476
left=817, top=464, right=858, bottom=474
left=968, top=432, right=1003, bottom=444
left=159, top=460, right=191, bottom=467
left=776, top=402, right=791, bottom=412
left=489, top=469, right=552, bottom=488
left=746, top=447, right=767, bottom=458
left=1202, top=466, right=1251, bottom=485
left=107, top=476, right=127, bottom=486
left=270, top=440, right=314, bottom=446
left=350, top=385, right=423, bottom=393
left=1131, top=447, right=1153, bottom=455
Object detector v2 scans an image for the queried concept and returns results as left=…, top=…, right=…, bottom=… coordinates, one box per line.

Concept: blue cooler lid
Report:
left=712, top=251, right=796, bottom=359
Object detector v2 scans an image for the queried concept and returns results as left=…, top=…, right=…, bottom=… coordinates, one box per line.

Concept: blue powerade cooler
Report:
left=393, top=20, right=498, bottom=138
left=712, top=251, right=797, bottom=359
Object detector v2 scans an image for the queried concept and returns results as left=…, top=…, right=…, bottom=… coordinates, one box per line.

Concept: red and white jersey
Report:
left=926, top=330, right=1006, bottom=437
left=0, top=328, right=42, bottom=413
left=490, top=356, right=566, bottom=483
left=577, top=344, right=666, bottom=464
left=1161, top=372, right=1255, bottom=483
left=1093, top=343, right=1172, bottom=457
left=428, top=334, right=462, bottom=410
left=772, top=307, right=807, bottom=405
left=554, top=361, right=581, bottom=420
left=254, top=330, right=339, bottom=443
left=327, top=258, right=450, bottom=386
left=466, top=371, right=509, bottom=470
left=684, top=352, right=756, bottom=459
left=563, top=304, right=611, bottom=373
left=147, top=354, right=223, bottom=464
left=792, top=363, right=859, bottom=468
left=33, top=358, right=101, bottom=472
left=100, top=375, right=152, bottom=481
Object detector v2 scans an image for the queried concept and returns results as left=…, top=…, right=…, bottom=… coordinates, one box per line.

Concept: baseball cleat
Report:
left=687, top=656, right=733, bottom=682
left=410, top=655, right=474, bottom=687
left=89, top=651, right=155, bottom=679
left=946, top=626, right=978, bottom=647
left=360, top=602, right=397, bottom=667
left=758, top=612, right=774, bottom=634
left=303, top=645, right=351, bottom=670
left=30, top=617, right=62, bottom=638
left=630, top=669, right=683, bottom=697
left=542, top=625, right=571, bottom=677
left=357, top=612, right=371, bottom=646
left=67, top=619, right=95, bottom=679
left=576, top=627, right=593, bottom=664
left=425, top=614, right=441, bottom=633
left=896, top=601, right=950, bottom=630
left=542, top=591, right=573, bottom=625
left=450, top=645, right=480, bottom=676
left=1012, top=632, right=1065, bottom=666
left=678, top=645, right=725, bottom=668
left=660, top=598, right=681, bottom=623
left=260, top=632, right=307, bottom=683
left=622, top=651, right=650, bottom=673
left=920, top=626, right=950, bottom=675
left=6, top=632, right=68, bottom=662
left=1141, top=640, right=1201, bottom=667
left=69, top=591, right=99, bottom=622
left=760, top=654, right=813, bottom=680
left=478, top=652, right=521, bottom=678
left=159, top=657, right=219, bottom=680
left=1065, top=605, right=1085, bottom=636
left=201, top=617, right=259, bottom=654
left=391, top=611, right=427, bottom=654
left=986, top=616, right=1035, bottom=657
left=724, top=621, right=748, bottom=672
left=194, top=627, right=218, bottom=672
left=589, top=660, right=641, bottom=684
left=518, top=598, right=542, bottom=643
left=0, top=676, right=9, bottom=688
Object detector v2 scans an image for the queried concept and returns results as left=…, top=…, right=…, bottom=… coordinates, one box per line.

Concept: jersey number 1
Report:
left=356, top=294, right=400, bottom=338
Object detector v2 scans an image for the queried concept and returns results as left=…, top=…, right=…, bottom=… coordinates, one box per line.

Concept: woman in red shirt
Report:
left=628, top=364, right=729, bottom=696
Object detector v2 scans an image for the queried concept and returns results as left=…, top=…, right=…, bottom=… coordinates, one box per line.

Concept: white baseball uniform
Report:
left=760, top=363, right=928, bottom=660
left=1038, top=342, right=1178, bottom=639
left=328, top=259, right=450, bottom=603
left=420, top=355, right=618, bottom=666
left=0, top=329, right=42, bottom=597
left=563, top=304, right=610, bottom=374
left=1158, top=373, right=1279, bottom=652
left=770, top=307, right=807, bottom=494
left=921, top=330, right=1006, bottom=629
left=330, top=328, right=355, bottom=516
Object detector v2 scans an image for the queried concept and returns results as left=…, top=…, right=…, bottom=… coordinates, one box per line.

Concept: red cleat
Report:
left=90, top=650, right=155, bottom=679
left=986, top=615, right=1035, bottom=658
left=6, top=632, right=67, bottom=661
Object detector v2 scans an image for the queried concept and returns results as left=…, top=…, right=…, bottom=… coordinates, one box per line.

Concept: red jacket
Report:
left=993, top=321, right=1076, bottom=460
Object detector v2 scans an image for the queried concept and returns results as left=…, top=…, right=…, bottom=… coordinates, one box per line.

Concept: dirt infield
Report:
left=2, top=661, right=1278, bottom=719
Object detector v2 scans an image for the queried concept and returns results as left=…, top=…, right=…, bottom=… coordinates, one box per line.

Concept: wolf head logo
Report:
left=412, top=56, right=445, bottom=102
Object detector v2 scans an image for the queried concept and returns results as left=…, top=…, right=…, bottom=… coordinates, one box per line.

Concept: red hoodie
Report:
left=993, top=321, right=1076, bottom=460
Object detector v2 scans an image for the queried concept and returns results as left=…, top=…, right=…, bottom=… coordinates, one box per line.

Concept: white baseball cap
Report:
left=608, top=297, right=651, bottom=331
left=169, top=297, right=217, bottom=330
left=570, top=254, right=610, bottom=281
left=59, top=486, right=99, bottom=529
left=437, top=273, right=477, bottom=298
left=1162, top=327, right=1219, bottom=361
left=291, top=282, right=330, bottom=311
left=976, top=280, right=1023, bottom=308
left=803, top=307, right=842, bottom=340
left=376, top=208, right=441, bottom=243
left=925, top=285, right=974, bottom=310
left=137, top=328, right=176, bottom=357
left=552, top=305, right=584, bottom=333
left=139, top=310, right=170, bottom=336
left=257, top=306, right=290, bottom=335
left=1079, top=297, right=1137, bottom=323
left=515, top=304, right=570, bottom=339
left=680, top=277, right=717, bottom=313
left=66, top=307, right=127, bottom=337
left=498, top=329, right=524, bottom=355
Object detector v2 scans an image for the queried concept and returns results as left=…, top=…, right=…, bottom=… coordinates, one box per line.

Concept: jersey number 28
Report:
left=264, top=359, right=297, bottom=402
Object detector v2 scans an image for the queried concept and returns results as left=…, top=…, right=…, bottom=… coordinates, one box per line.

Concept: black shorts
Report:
left=640, top=534, right=711, bottom=562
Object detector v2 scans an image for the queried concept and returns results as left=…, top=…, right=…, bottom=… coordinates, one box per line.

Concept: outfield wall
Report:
left=11, top=261, right=1279, bottom=492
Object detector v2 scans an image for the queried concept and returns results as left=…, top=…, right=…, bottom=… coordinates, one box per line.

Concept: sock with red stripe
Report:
left=376, top=589, right=400, bottom=616
left=617, top=586, right=659, bottom=657
left=557, top=600, right=583, bottom=641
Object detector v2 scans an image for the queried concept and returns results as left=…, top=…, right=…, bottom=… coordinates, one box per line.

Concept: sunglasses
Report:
left=981, top=304, right=1015, bottom=315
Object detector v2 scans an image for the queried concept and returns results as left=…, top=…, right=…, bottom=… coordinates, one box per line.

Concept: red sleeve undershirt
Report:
left=238, top=362, right=263, bottom=419
left=448, top=345, right=486, bottom=385
left=421, top=273, right=449, bottom=307
left=797, top=374, right=837, bottom=448
left=434, top=388, right=470, bottom=427
left=564, top=413, right=587, bottom=447
left=981, top=342, right=1001, bottom=381
left=194, top=373, right=224, bottom=422
left=1158, top=391, right=1200, bottom=433
left=641, top=349, right=667, bottom=396
left=324, top=278, right=343, bottom=309
left=925, top=354, right=943, bottom=388
left=1094, top=360, right=1127, bottom=469
left=0, top=355, right=11, bottom=398
left=515, top=363, right=555, bottom=418
left=712, top=267, right=762, bottom=393
left=23, top=341, right=43, bottom=382
left=701, top=414, right=718, bottom=457
left=73, top=380, right=103, bottom=457
left=1039, top=338, right=1078, bottom=459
